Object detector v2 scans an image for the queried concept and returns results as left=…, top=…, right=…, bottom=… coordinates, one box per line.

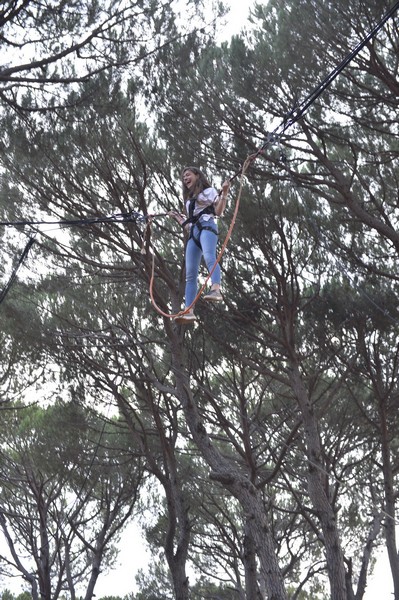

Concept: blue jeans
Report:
left=185, top=220, right=221, bottom=307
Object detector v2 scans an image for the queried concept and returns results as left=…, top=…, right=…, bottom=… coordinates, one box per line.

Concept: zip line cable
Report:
left=0, top=211, right=151, bottom=304
left=275, top=0, right=399, bottom=134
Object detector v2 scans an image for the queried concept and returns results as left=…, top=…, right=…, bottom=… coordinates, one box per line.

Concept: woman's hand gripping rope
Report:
left=167, top=210, right=185, bottom=224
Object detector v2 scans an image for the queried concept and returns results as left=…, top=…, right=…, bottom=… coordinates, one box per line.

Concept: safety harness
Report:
left=181, top=195, right=218, bottom=249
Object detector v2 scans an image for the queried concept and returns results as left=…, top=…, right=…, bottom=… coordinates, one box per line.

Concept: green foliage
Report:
left=98, top=596, right=135, bottom=600
left=0, top=593, right=32, bottom=600
left=190, top=576, right=242, bottom=599
left=135, top=561, right=174, bottom=599
left=0, top=0, right=398, bottom=599
left=0, top=400, right=144, bottom=599
left=1, top=592, right=16, bottom=600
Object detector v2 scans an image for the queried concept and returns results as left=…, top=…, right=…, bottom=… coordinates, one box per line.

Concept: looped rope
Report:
left=148, top=155, right=254, bottom=319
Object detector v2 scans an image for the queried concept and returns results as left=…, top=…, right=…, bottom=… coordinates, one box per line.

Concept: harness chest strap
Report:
left=181, top=195, right=218, bottom=248
left=181, top=195, right=216, bottom=227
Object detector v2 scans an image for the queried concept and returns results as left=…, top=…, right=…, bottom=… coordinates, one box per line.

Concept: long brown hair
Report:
left=181, top=166, right=212, bottom=201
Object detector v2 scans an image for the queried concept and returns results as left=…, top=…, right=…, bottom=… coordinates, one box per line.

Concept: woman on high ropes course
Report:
left=168, top=166, right=230, bottom=325
left=2, top=2, right=397, bottom=312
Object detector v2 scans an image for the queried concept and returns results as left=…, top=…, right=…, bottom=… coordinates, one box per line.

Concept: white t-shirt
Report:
left=185, top=187, right=218, bottom=222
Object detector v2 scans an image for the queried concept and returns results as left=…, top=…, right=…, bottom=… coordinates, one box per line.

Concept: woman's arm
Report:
left=168, top=210, right=191, bottom=233
left=214, top=180, right=230, bottom=217
left=168, top=210, right=186, bottom=225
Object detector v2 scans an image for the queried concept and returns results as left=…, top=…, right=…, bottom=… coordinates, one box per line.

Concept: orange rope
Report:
left=148, top=156, right=253, bottom=319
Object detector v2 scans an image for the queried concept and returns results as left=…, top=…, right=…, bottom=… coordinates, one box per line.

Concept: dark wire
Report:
left=0, top=212, right=148, bottom=305
left=0, top=209, right=165, bottom=305
left=0, top=210, right=150, bottom=228
left=229, top=0, right=399, bottom=180
left=0, top=236, right=36, bottom=305
left=276, top=0, right=399, bottom=135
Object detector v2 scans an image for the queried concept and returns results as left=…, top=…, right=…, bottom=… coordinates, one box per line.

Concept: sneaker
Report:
left=203, top=288, right=223, bottom=302
left=174, top=311, right=197, bottom=325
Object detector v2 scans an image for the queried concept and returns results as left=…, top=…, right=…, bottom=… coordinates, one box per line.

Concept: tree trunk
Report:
left=171, top=336, right=288, bottom=600
left=37, top=496, right=52, bottom=600
left=288, top=362, right=347, bottom=600
left=84, top=548, right=102, bottom=600
left=243, top=520, right=262, bottom=600
left=379, top=397, right=399, bottom=599
left=163, top=479, right=190, bottom=600
left=116, top=385, right=190, bottom=600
